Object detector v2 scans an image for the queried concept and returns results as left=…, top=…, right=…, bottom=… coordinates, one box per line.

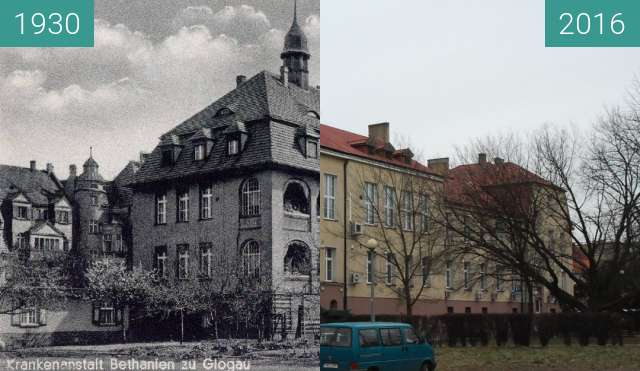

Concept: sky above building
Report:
left=321, top=0, right=640, bottom=164
left=0, top=0, right=319, bottom=179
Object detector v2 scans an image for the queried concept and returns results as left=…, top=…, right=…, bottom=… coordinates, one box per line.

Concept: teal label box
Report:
left=0, top=0, right=94, bottom=47
left=546, top=0, right=640, bottom=47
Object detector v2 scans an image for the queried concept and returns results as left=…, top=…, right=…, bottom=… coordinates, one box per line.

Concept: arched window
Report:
left=240, top=178, right=260, bottom=217
left=283, top=181, right=309, bottom=214
left=241, top=240, right=260, bottom=279
left=284, top=241, right=311, bottom=276
left=316, top=194, right=320, bottom=217
left=215, top=107, right=233, bottom=117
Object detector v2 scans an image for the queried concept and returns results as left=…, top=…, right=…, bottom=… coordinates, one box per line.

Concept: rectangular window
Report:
left=98, top=305, right=115, bottom=325
left=306, top=141, right=318, bottom=158
left=114, top=234, right=123, bottom=253
left=445, top=260, right=452, bottom=289
left=401, top=191, right=413, bottom=230
left=161, top=150, right=174, bottom=166
left=560, top=271, right=567, bottom=291
left=463, top=261, right=470, bottom=289
left=194, top=144, right=206, bottom=161
left=419, top=193, right=429, bottom=231
left=383, top=186, right=396, bottom=227
left=199, top=243, right=212, bottom=278
left=496, top=266, right=503, bottom=291
left=366, top=250, right=374, bottom=284
left=156, top=193, right=167, bottom=225
left=359, top=328, right=380, bottom=347
left=55, top=210, right=69, bottom=224
left=155, top=246, right=168, bottom=279
left=103, top=234, right=112, bottom=253
left=16, top=206, right=29, bottom=219
left=480, top=263, right=487, bottom=290
left=177, top=190, right=189, bottom=222
left=363, top=182, right=377, bottom=225
left=228, top=139, right=239, bottom=155
left=325, top=248, right=335, bottom=281
left=200, top=185, right=213, bottom=220
left=20, top=307, right=39, bottom=326
left=323, top=174, right=337, bottom=219
left=512, top=271, right=521, bottom=292
left=178, top=244, right=190, bottom=279
left=90, top=195, right=98, bottom=206
left=421, top=256, right=431, bottom=286
left=89, top=220, right=99, bottom=234
left=380, top=328, right=402, bottom=346
left=385, top=253, right=394, bottom=284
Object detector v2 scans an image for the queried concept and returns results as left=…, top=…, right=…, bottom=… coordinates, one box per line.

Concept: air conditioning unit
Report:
left=350, top=272, right=361, bottom=284
left=351, top=222, right=363, bottom=235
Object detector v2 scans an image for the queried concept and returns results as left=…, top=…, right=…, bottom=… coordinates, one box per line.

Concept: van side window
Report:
left=359, top=329, right=380, bottom=347
left=404, top=327, right=419, bottom=344
left=380, top=328, right=402, bottom=346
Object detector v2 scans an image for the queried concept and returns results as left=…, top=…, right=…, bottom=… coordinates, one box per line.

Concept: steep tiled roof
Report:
left=320, top=124, right=438, bottom=176
left=445, top=162, right=559, bottom=207
left=133, top=70, right=319, bottom=185
left=0, top=165, right=65, bottom=206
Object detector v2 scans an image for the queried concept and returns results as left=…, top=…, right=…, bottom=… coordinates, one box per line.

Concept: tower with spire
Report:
left=281, top=0, right=310, bottom=90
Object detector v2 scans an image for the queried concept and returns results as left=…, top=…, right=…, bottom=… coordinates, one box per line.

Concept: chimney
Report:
left=140, top=152, right=150, bottom=164
left=280, top=65, right=289, bottom=87
left=69, top=164, right=77, bottom=177
left=494, top=157, right=504, bottom=165
left=428, top=158, right=450, bottom=175
left=368, top=122, right=390, bottom=144
left=478, top=153, right=487, bottom=164
left=30, top=160, right=36, bottom=171
left=46, top=163, right=54, bottom=174
left=236, top=75, right=246, bottom=87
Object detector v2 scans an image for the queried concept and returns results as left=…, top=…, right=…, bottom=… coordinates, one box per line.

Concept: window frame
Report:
left=240, top=178, right=261, bottom=217
left=383, top=186, right=396, bottom=228
left=325, top=247, right=335, bottom=282
left=200, top=185, right=213, bottom=220
left=323, top=174, right=337, bottom=220
left=194, top=143, right=206, bottom=161
left=156, top=193, right=167, bottom=225
left=401, top=191, right=413, bottom=231
left=363, top=182, right=377, bottom=225
left=241, top=240, right=260, bottom=280
left=177, top=190, right=190, bottom=223
left=177, top=244, right=190, bottom=280
left=228, top=138, right=240, bottom=155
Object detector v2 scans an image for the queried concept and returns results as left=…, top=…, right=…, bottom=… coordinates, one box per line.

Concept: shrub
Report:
left=558, top=313, right=573, bottom=346
left=536, top=314, right=557, bottom=347
left=510, top=314, right=532, bottom=346
left=576, top=313, right=592, bottom=346
left=592, top=313, right=611, bottom=346
left=491, top=315, right=509, bottom=346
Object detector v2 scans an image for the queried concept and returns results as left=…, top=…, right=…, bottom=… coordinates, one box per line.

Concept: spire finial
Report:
left=90, top=146, right=93, bottom=158
left=293, top=0, right=298, bottom=23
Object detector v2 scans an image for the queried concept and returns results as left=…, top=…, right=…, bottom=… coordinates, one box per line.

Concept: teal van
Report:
left=320, top=322, right=436, bottom=371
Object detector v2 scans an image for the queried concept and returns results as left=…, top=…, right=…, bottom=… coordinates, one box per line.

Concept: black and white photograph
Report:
left=0, top=1, right=320, bottom=370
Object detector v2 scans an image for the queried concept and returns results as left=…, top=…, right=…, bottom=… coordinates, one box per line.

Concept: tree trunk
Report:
left=404, top=285, right=413, bottom=318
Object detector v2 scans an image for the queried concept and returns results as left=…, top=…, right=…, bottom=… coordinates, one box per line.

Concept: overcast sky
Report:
left=321, top=0, right=640, bottom=163
left=0, top=0, right=319, bottom=179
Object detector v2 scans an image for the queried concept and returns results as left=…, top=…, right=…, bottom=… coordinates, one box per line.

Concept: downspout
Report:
left=343, top=159, right=349, bottom=311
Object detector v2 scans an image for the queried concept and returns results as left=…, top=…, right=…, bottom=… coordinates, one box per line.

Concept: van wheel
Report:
left=421, top=362, right=434, bottom=371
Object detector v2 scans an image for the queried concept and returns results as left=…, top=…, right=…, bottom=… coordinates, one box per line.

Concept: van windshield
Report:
left=320, top=327, right=351, bottom=347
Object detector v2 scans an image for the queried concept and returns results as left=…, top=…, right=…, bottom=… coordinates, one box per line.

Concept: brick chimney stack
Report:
left=30, top=160, right=36, bottom=171
left=46, top=163, right=54, bottom=174
left=280, top=66, right=289, bottom=87
left=69, top=164, right=77, bottom=177
left=428, top=158, right=450, bottom=175
left=368, top=122, right=390, bottom=144
left=478, top=153, right=487, bottom=164
left=236, top=75, right=246, bottom=87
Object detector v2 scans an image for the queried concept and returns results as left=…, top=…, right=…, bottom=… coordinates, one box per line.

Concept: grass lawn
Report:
left=435, top=344, right=640, bottom=371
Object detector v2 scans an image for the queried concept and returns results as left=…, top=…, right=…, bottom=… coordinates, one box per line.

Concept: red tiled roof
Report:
left=320, top=124, right=438, bottom=176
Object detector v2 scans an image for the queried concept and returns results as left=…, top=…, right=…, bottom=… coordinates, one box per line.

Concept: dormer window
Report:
left=228, top=139, right=239, bottom=155
left=306, top=140, right=318, bottom=158
left=161, top=150, right=174, bottom=166
left=194, top=144, right=206, bottom=161
left=215, top=107, right=234, bottom=117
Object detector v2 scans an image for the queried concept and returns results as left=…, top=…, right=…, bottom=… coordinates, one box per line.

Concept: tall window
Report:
left=156, top=193, right=167, bottom=224
left=20, top=307, right=39, bottom=326
left=200, top=185, right=213, bottom=219
left=56, top=210, right=69, bottom=224
left=560, top=271, right=567, bottom=291
left=325, top=248, right=335, bottom=281
left=463, top=261, right=470, bottom=289
left=178, top=245, right=190, bottom=279
left=155, top=246, right=168, bottom=279
left=363, top=182, right=377, bottom=224
left=480, top=263, right=487, bottom=290
left=194, top=144, right=206, bottom=161
left=90, top=195, right=98, bottom=206
left=98, top=303, right=115, bottom=325
left=177, top=191, right=190, bottom=222
left=16, top=206, right=29, bottom=219
left=383, top=186, right=396, bottom=227
left=419, top=194, right=429, bottom=231
left=445, top=260, right=452, bottom=289
left=89, top=220, right=99, bottom=234
left=401, top=191, right=413, bottom=230
left=366, top=250, right=374, bottom=284
left=385, top=253, right=394, bottom=284
left=199, top=243, right=212, bottom=278
left=323, top=174, right=336, bottom=219
left=496, top=266, right=503, bottom=291
left=240, top=178, right=260, bottom=217
left=103, top=234, right=112, bottom=253
left=228, top=139, right=239, bottom=155
left=114, top=234, right=123, bottom=253
left=241, top=240, right=260, bottom=279
left=421, top=257, right=431, bottom=286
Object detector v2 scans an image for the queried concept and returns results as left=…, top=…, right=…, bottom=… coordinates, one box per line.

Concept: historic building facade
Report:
left=319, top=123, right=572, bottom=316
left=130, top=7, right=319, bottom=338
left=0, top=161, right=129, bottom=349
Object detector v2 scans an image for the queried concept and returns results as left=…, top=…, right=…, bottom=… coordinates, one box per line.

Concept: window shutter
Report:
left=39, top=309, right=47, bottom=326
left=92, top=304, right=99, bottom=325
left=11, top=311, right=20, bottom=326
